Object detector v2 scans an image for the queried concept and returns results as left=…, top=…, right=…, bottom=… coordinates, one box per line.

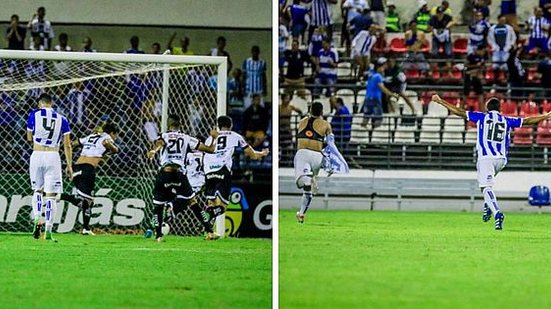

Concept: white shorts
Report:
left=29, top=151, right=63, bottom=193
left=476, top=158, right=506, bottom=187
left=492, top=50, right=509, bottom=70
left=293, top=149, right=323, bottom=188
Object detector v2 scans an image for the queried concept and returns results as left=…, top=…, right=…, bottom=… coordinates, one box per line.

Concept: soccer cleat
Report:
left=33, top=220, right=43, bottom=239
left=495, top=212, right=505, bottom=230
left=296, top=212, right=304, bottom=224
left=164, top=203, right=174, bottom=223
left=155, top=237, right=164, bottom=242
left=482, top=205, right=492, bottom=222
left=44, top=232, right=58, bottom=243
left=81, top=229, right=95, bottom=236
left=205, top=232, right=220, bottom=240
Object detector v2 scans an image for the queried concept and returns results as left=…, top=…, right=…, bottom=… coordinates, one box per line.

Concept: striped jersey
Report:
left=317, top=48, right=338, bottom=79
left=305, top=0, right=333, bottom=26
left=79, top=133, right=113, bottom=157
left=157, top=131, right=199, bottom=168
left=467, top=111, right=522, bottom=159
left=527, top=16, right=549, bottom=39
left=26, top=108, right=71, bottom=147
left=469, top=20, right=490, bottom=46
left=242, top=57, right=266, bottom=94
left=351, top=30, right=375, bottom=56
left=203, top=131, right=248, bottom=174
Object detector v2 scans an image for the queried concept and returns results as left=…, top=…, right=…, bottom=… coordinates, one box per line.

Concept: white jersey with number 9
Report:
left=203, top=130, right=248, bottom=174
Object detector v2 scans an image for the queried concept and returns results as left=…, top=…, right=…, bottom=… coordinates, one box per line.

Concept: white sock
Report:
left=44, top=197, right=56, bottom=233
left=299, top=192, right=313, bottom=215
left=483, top=187, right=500, bottom=216
left=32, top=191, right=42, bottom=222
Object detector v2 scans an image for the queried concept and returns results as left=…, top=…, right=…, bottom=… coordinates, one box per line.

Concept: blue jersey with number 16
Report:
left=467, top=111, right=522, bottom=159
left=26, top=108, right=71, bottom=148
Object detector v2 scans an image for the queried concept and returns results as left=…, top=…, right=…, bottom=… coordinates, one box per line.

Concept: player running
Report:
left=293, top=102, right=332, bottom=223
left=146, top=115, right=219, bottom=241
left=202, top=116, right=269, bottom=225
left=432, top=94, right=551, bottom=230
left=27, top=93, right=73, bottom=241
left=60, top=123, right=120, bottom=235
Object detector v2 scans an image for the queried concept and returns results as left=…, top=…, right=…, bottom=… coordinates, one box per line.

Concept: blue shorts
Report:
left=362, top=97, right=383, bottom=126
left=291, top=23, right=306, bottom=37
left=526, top=37, right=549, bottom=53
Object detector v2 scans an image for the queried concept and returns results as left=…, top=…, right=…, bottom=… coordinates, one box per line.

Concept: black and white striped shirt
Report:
left=306, top=0, right=333, bottom=27
left=528, top=16, right=549, bottom=39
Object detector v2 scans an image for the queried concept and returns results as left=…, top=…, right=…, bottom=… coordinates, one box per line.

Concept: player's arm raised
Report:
left=197, top=129, right=219, bottom=154
left=244, top=146, right=269, bottom=160
left=146, top=138, right=165, bottom=159
left=522, top=112, right=551, bottom=126
left=432, top=94, right=467, bottom=118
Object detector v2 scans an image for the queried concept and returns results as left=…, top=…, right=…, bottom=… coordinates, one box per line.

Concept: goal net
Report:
left=0, top=50, right=227, bottom=236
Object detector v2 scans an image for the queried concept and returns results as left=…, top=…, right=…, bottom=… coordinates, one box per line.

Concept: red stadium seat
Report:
left=405, top=68, right=421, bottom=82
left=520, top=100, right=539, bottom=117
left=372, top=37, right=387, bottom=54
left=452, top=38, right=468, bottom=54
left=527, top=67, right=540, bottom=83
left=513, top=127, right=534, bottom=145
left=537, top=121, right=551, bottom=145
left=542, top=100, right=551, bottom=113
left=501, top=100, right=518, bottom=116
left=389, top=38, right=407, bottom=53
left=484, top=67, right=494, bottom=80
left=420, top=91, right=434, bottom=106
left=452, top=67, right=462, bottom=80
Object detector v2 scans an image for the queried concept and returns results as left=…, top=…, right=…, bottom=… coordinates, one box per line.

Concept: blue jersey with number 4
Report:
left=26, top=108, right=71, bottom=147
left=467, top=111, right=522, bottom=159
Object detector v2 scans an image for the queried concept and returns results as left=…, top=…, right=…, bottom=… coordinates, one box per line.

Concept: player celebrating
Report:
left=293, top=102, right=332, bottom=223
left=202, top=116, right=269, bottom=225
left=27, top=93, right=72, bottom=241
left=146, top=115, right=218, bottom=241
left=60, top=123, right=119, bottom=235
left=432, top=94, right=551, bottom=230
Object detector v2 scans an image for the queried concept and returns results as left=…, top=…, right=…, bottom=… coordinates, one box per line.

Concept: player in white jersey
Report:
left=60, top=123, right=119, bottom=235
left=432, top=95, right=551, bottom=230
left=186, top=151, right=206, bottom=193
left=26, top=93, right=72, bottom=241
left=202, top=116, right=269, bottom=223
left=146, top=114, right=219, bottom=241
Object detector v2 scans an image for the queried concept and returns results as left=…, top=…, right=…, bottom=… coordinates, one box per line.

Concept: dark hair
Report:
left=38, top=7, right=45, bottom=12
left=217, top=115, right=233, bottom=129
left=59, top=33, right=68, bottom=40
left=38, top=93, right=52, bottom=103
left=102, top=123, right=119, bottom=134
left=152, top=42, right=160, bottom=48
left=409, top=20, right=417, bottom=26
left=251, top=45, right=260, bottom=53
left=167, top=114, right=181, bottom=128
left=498, top=14, right=505, bottom=20
left=311, top=102, right=323, bottom=116
left=336, top=97, right=344, bottom=106
left=11, top=14, right=19, bottom=20
left=130, top=35, right=139, bottom=47
left=486, top=97, right=501, bottom=112
left=217, top=36, right=226, bottom=43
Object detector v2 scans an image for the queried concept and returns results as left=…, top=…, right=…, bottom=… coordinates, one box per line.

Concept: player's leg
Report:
left=294, top=150, right=315, bottom=223
left=477, top=159, right=504, bottom=230
left=151, top=171, right=171, bottom=241
left=43, top=153, right=63, bottom=241
left=29, top=152, right=45, bottom=239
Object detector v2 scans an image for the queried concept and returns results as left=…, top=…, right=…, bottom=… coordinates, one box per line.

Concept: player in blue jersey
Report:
left=432, top=94, right=551, bottom=230
left=26, top=93, right=73, bottom=241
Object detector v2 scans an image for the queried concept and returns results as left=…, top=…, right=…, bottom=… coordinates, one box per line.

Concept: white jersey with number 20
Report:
left=157, top=131, right=199, bottom=168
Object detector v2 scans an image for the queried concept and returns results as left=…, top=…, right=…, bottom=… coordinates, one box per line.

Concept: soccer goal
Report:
left=0, top=49, right=227, bottom=237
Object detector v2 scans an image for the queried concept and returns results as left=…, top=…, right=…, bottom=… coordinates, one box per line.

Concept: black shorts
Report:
left=464, top=75, right=482, bottom=95
left=73, top=163, right=96, bottom=199
left=204, top=167, right=232, bottom=204
left=152, top=169, right=195, bottom=206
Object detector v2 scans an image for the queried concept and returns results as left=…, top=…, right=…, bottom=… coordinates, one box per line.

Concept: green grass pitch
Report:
left=279, top=210, right=551, bottom=308
left=0, top=233, right=271, bottom=309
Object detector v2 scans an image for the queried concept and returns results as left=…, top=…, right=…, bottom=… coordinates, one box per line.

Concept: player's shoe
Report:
left=44, top=232, right=58, bottom=243
left=81, top=229, right=95, bottom=236
left=296, top=212, right=304, bottom=224
left=33, top=219, right=43, bottom=239
left=482, top=205, right=492, bottom=222
left=164, top=203, right=174, bottom=223
left=155, top=236, right=164, bottom=242
left=205, top=232, right=220, bottom=240
left=495, top=212, right=505, bottom=230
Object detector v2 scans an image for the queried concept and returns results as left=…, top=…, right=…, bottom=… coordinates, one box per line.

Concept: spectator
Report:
left=151, top=42, right=161, bottom=54
left=413, top=0, right=431, bottom=33
left=54, top=33, right=71, bottom=51
left=27, top=6, right=54, bottom=50
left=430, top=0, right=452, bottom=16
left=283, top=39, right=309, bottom=99
left=385, top=2, right=401, bottom=33
left=370, top=0, right=386, bottom=27
left=429, top=6, right=454, bottom=58
left=6, top=14, right=26, bottom=50
left=541, top=0, right=551, bottom=22
left=167, top=33, right=194, bottom=55
left=473, top=0, right=491, bottom=20
left=349, top=8, right=373, bottom=39
left=537, top=51, right=551, bottom=99
left=463, top=45, right=487, bottom=111
left=468, top=10, right=491, bottom=54
left=125, top=35, right=144, bottom=54
left=305, top=0, right=339, bottom=42
left=279, top=17, right=290, bottom=72
left=313, top=38, right=338, bottom=98
left=0, top=92, right=18, bottom=162
left=308, top=26, right=326, bottom=73
left=81, top=37, right=96, bottom=52
left=525, top=7, right=549, bottom=54
left=384, top=56, right=416, bottom=114
left=488, top=14, right=516, bottom=84
left=507, top=47, right=525, bottom=100
left=243, top=94, right=270, bottom=149
left=403, top=20, right=430, bottom=73
left=500, top=0, right=519, bottom=32
left=330, top=96, right=352, bottom=150
left=29, top=35, right=44, bottom=51
left=361, top=57, right=399, bottom=127
left=210, top=36, right=233, bottom=72
left=242, top=45, right=267, bottom=108
left=342, top=0, right=369, bottom=51
left=279, top=93, right=303, bottom=155
left=286, top=0, right=309, bottom=45
left=228, top=68, right=244, bottom=106
left=351, top=24, right=376, bottom=80
left=67, top=81, right=92, bottom=129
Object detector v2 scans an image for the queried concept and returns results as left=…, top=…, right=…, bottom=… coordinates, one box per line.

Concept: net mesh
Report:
left=0, top=53, right=223, bottom=236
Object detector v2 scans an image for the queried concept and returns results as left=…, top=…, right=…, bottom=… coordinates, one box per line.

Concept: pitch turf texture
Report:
left=280, top=210, right=551, bottom=308
left=0, top=233, right=271, bottom=308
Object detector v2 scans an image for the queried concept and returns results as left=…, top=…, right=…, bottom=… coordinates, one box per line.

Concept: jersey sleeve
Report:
left=237, top=133, right=249, bottom=149
left=61, top=117, right=71, bottom=135
left=506, top=116, right=523, bottom=128
left=26, top=111, right=35, bottom=131
left=466, top=111, right=484, bottom=123
left=189, top=136, right=199, bottom=150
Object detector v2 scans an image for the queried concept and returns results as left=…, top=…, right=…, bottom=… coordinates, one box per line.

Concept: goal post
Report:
left=0, top=49, right=227, bottom=237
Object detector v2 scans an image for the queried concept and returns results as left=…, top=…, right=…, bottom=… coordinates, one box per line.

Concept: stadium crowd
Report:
left=279, top=0, right=551, bottom=161
left=0, top=6, right=272, bottom=174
